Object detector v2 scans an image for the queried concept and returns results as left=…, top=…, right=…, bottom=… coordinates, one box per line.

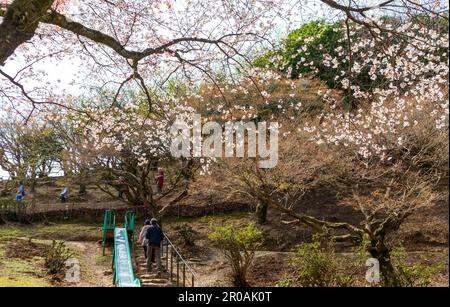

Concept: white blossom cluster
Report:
left=297, top=20, right=449, bottom=159
left=71, top=97, right=197, bottom=167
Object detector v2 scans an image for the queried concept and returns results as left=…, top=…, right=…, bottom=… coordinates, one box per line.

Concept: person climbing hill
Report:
left=60, top=186, right=69, bottom=203
left=145, top=218, right=164, bottom=274
left=116, top=176, right=128, bottom=199
left=138, top=219, right=151, bottom=259
left=154, top=168, right=164, bottom=194
left=15, top=181, right=25, bottom=202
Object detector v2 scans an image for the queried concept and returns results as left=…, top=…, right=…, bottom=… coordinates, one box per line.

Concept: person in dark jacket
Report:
left=145, top=218, right=163, bottom=273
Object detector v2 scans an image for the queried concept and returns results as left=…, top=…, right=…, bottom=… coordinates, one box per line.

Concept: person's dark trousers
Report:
left=142, top=246, right=155, bottom=261
left=60, top=196, right=66, bottom=203
left=146, top=245, right=161, bottom=272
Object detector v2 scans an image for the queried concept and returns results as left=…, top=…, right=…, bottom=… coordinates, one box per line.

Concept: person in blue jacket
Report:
left=60, top=186, right=69, bottom=203
left=145, top=218, right=164, bottom=274
left=16, top=182, right=25, bottom=202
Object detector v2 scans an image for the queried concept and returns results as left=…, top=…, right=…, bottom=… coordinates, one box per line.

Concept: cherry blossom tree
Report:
left=1, top=0, right=446, bottom=120
left=1, top=0, right=448, bottom=286
left=0, top=0, right=300, bottom=122
left=240, top=4, right=448, bottom=286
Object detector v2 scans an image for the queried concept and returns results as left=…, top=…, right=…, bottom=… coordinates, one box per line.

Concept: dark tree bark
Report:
left=255, top=200, right=268, bottom=224
left=0, top=0, right=55, bottom=65
left=368, top=238, right=400, bottom=287
left=78, top=183, right=86, bottom=196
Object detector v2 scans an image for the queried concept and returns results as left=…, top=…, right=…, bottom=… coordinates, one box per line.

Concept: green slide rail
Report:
left=102, top=209, right=116, bottom=256
left=124, top=210, right=135, bottom=241
left=112, top=227, right=141, bottom=287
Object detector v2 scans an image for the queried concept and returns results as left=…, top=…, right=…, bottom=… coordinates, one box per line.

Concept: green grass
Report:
left=0, top=276, right=51, bottom=287
left=0, top=242, right=51, bottom=287
left=0, top=221, right=104, bottom=287
left=0, top=222, right=102, bottom=241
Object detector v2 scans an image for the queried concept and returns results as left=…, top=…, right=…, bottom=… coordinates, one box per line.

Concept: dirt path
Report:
left=64, top=241, right=112, bottom=287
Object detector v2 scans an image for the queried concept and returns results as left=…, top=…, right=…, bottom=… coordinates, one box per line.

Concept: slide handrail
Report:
left=162, top=233, right=199, bottom=287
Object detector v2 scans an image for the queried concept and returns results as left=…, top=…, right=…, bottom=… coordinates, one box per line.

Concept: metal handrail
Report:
left=161, top=233, right=199, bottom=287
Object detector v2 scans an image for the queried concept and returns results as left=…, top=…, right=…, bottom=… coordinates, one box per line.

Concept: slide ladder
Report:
left=124, top=210, right=136, bottom=240
left=102, top=209, right=116, bottom=256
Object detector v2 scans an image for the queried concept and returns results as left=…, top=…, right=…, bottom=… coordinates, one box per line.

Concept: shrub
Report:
left=275, top=273, right=295, bottom=287
left=254, top=20, right=344, bottom=88
left=174, top=223, right=197, bottom=246
left=288, top=235, right=353, bottom=287
left=44, top=240, right=73, bottom=276
left=390, top=245, right=443, bottom=287
left=209, top=223, right=263, bottom=286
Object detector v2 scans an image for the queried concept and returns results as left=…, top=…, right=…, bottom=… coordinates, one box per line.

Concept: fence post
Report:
left=176, top=256, right=180, bottom=286
left=183, top=263, right=186, bottom=287
left=165, top=240, right=168, bottom=270
left=170, top=247, right=173, bottom=281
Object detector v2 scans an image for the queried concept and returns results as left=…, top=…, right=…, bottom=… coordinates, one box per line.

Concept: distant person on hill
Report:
left=117, top=176, right=127, bottom=199
left=154, top=168, right=164, bottom=194
left=138, top=219, right=152, bottom=259
left=15, top=181, right=25, bottom=202
left=60, top=186, right=69, bottom=203
left=145, top=218, right=164, bottom=274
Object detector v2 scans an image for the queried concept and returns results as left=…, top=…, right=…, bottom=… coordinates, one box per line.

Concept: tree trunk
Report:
left=30, top=170, right=36, bottom=193
left=78, top=183, right=86, bottom=195
left=255, top=200, right=269, bottom=224
left=0, top=0, right=55, bottom=65
left=30, top=179, right=36, bottom=193
left=368, top=239, right=401, bottom=287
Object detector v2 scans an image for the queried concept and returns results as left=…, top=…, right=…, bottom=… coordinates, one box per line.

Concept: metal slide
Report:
left=112, top=227, right=141, bottom=287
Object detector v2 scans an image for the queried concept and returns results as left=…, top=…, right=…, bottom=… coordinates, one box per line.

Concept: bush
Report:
left=44, top=240, right=73, bottom=276
left=174, top=223, right=197, bottom=246
left=0, top=197, right=14, bottom=212
left=209, top=223, right=263, bottom=286
left=0, top=197, right=30, bottom=223
left=390, top=245, right=443, bottom=287
left=287, top=235, right=353, bottom=287
left=254, top=20, right=344, bottom=87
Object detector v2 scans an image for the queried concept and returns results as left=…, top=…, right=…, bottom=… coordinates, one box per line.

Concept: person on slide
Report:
left=145, top=218, right=164, bottom=275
